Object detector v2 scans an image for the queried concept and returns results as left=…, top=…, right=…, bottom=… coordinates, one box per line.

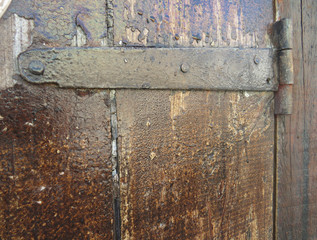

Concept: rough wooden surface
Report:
left=4, top=0, right=108, bottom=45
left=276, top=0, right=317, bottom=239
left=115, top=1, right=275, bottom=239
left=113, top=0, right=273, bottom=47
left=117, top=90, right=274, bottom=239
left=0, top=15, right=33, bottom=90
left=1, top=0, right=277, bottom=239
left=0, top=85, right=113, bottom=239
left=0, top=3, right=114, bottom=239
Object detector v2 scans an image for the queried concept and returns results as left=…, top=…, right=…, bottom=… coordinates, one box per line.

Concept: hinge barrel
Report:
left=273, top=18, right=294, bottom=115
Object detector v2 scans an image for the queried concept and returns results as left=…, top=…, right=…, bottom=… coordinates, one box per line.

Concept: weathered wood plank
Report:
left=0, top=3, right=115, bottom=239
left=0, top=85, right=114, bottom=239
left=0, top=15, right=33, bottom=90
left=115, top=1, right=275, bottom=239
left=113, top=0, right=273, bottom=47
left=276, top=0, right=317, bottom=239
left=117, top=90, right=274, bottom=239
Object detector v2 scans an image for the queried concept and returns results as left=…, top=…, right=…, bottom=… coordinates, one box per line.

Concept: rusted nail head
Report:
left=180, top=63, right=190, bottom=73
left=28, top=60, right=45, bottom=75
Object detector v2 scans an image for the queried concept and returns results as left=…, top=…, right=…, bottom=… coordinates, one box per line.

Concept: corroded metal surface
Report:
left=18, top=47, right=276, bottom=91
left=273, top=18, right=293, bottom=50
left=117, top=90, right=274, bottom=239
left=0, top=85, right=114, bottom=239
left=275, top=85, right=293, bottom=115
left=113, top=0, right=273, bottom=47
left=273, top=18, right=293, bottom=115
left=277, top=50, right=294, bottom=85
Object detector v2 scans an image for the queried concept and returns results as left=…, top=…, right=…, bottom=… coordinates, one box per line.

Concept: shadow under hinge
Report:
left=273, top=18, right=294, bottom=115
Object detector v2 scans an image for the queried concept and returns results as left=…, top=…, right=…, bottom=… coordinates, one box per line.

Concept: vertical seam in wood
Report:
left=273, top=2, right=278, bottom=239
left=300, top=1, right=309, bottom=238
left=106, top=0, right=114, bottom=46
left=110, top=90, right=121, bottom=240
left=273, top=114, right=277, bottom=240
left=273, top=0, right=278, bottom=22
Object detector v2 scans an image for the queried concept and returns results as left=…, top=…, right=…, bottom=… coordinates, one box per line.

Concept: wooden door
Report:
left=0, top=1, right=279, bottom=239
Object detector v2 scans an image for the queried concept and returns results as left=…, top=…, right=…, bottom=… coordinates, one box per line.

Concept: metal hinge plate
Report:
left=18, top=47, right=276, bottom=91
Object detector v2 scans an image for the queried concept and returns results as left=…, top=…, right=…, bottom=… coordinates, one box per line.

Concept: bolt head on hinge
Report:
left=180, top=63, right=190, bottom=73
left=28, top=60, right=45, bottom=75
left=254, top=56, right=261, bottom=65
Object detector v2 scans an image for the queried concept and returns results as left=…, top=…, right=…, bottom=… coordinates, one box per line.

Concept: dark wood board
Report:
left=0, top=2, right=115, bottom=239
left=0, top=84, right=114, bottom=239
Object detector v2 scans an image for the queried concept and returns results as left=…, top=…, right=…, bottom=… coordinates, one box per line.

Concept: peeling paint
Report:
left=4, top=0, right=108, bottom=45
left=0, top=14, right=33, bottom=90
left=114, top=0, right=273, bottom=47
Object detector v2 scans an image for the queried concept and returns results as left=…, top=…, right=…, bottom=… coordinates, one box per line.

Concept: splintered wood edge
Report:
left=0, top=0, right=12, bottom=19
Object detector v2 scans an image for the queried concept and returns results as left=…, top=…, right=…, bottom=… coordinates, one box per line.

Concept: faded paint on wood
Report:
left=113, top=0, right=273, bottom=47
left=276, top=0, right=317, bottom=239
left=0, top=0, right=12, bottom=18
left=117, top=90, right=274, bottom=239
left=0, top=14, right=33, bottom=90
left=4, top=0, right=109, bottom=46
left=0, top=85, right=114, bottom=239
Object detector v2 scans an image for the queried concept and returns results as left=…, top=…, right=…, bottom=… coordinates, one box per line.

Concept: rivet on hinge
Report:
left=273, top=18, right=294, bottom=115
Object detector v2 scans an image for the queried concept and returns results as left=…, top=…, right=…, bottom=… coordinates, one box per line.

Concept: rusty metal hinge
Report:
left=273, top=18, right=294, bottom=115
left=18, top=47, right=276, bottom=91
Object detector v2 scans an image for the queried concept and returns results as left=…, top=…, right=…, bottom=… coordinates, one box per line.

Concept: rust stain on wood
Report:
left=117, top=90, right=274, bottom=239
left=0, top=84, right=114, bottom=239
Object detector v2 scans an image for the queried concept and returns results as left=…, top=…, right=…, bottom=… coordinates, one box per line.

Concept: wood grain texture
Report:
left=0, top=85, right=114, bottom=239
left=0, top=14, right=33, bottom=90
left=115, top=1, right=275, bottom=239
left=276, top=0, right=317, bottom=239
left=0, top=0, right=12, bottom=18
left=0, top=2, right=115, bottom=239
left=113, top=0, right=273, bottom=47
left=117, top=90, right=274, bottom=239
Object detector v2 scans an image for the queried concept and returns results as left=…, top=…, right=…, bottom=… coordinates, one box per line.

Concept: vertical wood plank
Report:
left=0, top=15, right=33, bottom=90
left=117, top=90, right=274, bottom=239
left=0, top=87, right=114, bottom=239
left=276, top=0, right=317, bottom=239
left=115, top=2, right=275, bottom=238
left=0, top=3, right=115, bottom=239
